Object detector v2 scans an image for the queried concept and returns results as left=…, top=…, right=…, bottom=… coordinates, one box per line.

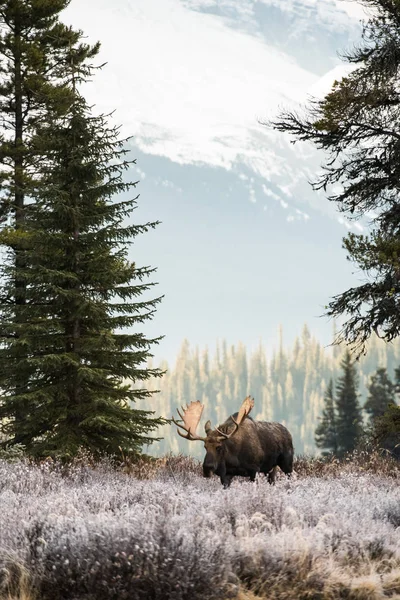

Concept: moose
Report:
left=172, top=396, right=294, bottom=488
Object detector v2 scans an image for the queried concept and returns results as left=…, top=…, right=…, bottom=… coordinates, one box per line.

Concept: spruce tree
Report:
left=335, top=350, right=363, bottom=456
left=374, top=403, right=400, bottom=459
left=0, top=0, right=99, bottom=443
left=271, top=0, right=400, bottom=354
left=364, top=367, right=395, bottom=421
left=394, top=365, right=400, bottom=397
left=378, top=364, right=400, bottom=457
left=0, top=33, right=164, bottom=458
left=0, top=0, right=81, bottom=223
left=315, top=379, right=338, bottom=455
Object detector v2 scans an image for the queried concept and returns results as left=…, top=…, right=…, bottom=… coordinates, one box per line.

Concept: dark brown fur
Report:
left=202, top=413, right=294, bottom=488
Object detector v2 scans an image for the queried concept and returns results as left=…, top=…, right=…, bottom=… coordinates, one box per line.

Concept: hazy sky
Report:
left=62, top=0, right=369, bottom=364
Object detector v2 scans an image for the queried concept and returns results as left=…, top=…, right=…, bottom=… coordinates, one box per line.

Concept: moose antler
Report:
left=172, top=401, right=207, bottom=441
left=216, top=396, right=254, bottom=439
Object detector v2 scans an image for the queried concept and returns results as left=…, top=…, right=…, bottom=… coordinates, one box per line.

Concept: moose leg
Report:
left=217, top=463, right=232, bottom=488
left=277, top=452, right=293, bottom=478
left=267, top=467, right=277, bottom=484
left=248, top=469, right=258, bottom=482
left=221, top=474, right=233, bottom=489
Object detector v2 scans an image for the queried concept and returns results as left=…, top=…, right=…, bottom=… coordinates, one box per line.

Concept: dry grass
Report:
left=234, top=588, right=263, bottom=600
left=120, top=452, right=203, bottom=480
left=293, top=449, right=400, bottom=480
left=235, top=554, right=400, bottom=600
left=0, top=451, right=399, bottom=600
left=122, top=450, right=400, bottom=600
left=120, top=449, right=400, bottom=482
left=27, top=448, right=400, bottom=482
left=0, top=559, right=35, bottom=600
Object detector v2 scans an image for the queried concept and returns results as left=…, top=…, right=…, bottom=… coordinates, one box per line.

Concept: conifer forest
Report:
left=145, top=327, right=400, bottom=458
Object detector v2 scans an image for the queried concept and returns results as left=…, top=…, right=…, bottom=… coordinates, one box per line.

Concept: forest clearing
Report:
left=0, top=453, right=399, bottom=600
left=1, top=1, right=400, bottom=599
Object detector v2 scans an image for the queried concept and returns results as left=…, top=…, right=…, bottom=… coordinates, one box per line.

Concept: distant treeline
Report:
left=138, top=325, right=400, bottom=458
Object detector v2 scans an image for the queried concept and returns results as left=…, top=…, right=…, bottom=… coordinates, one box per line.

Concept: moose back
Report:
left=172, top=396, right=294, bottom=488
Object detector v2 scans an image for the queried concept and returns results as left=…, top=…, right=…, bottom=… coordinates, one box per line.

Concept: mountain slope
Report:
left=60, top=0, right=366, bottom=365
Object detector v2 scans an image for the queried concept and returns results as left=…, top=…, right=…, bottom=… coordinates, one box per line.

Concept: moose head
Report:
left=172, top=396, right=255, bottom=481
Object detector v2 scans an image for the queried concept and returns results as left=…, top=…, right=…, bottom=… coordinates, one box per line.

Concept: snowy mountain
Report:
left=62, top=0, right=366, bottom=364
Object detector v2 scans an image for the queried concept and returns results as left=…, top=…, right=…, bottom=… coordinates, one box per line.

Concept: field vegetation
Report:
left=0, top=452, right=399, bottom=600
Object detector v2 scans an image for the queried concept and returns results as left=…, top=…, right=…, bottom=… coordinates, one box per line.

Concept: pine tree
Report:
left=315, top=379, right=338, bottom=455
left=271, top=0, right=400, bottom=354
left=335, top=350, right=363, bottom=456
left=0, top=39, right=165, bottom=458
left=0, top=0, right=100, bottom=443
left=364, top=367, right=395, bottom=421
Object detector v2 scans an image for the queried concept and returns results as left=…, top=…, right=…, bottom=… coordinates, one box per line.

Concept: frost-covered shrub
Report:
left=36, top=520, right=231, bottom=600
left=0, top=457, right=399, bottom=600
left=294, top=448, right=400, bottom=479
left=374, top=499, right=400, bottom=529
left=0, top=443, right=26, bottom=463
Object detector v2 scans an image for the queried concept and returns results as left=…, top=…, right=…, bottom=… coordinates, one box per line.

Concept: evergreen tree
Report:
left=315, top=379, right=338, bottom=455
left=146, top=329, right=400, bottom=458
left=335, top=350, right=363, bottom=456
left=233, top=342, right=247, bottom=401
left=0, top=37, right=164, bottom=457
left=394, top=365, right=400, bottom=398
left=201, top=347, right=209, bottom=379
left=0, top=0, right=83, bottom=222
left=374, top=403, right=400, bottom=459
left=364, top=367, right=395, bottom=421
left=175, top=339, right=191, bottom=402
left=0, top=0, right=100, bottom=442
left=248, top=341, right=267, bottom=415
left=271, top=0, right=400, bottom=354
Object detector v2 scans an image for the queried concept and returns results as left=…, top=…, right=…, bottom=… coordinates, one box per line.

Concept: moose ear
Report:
left=204, top=420, right=212, bottom=434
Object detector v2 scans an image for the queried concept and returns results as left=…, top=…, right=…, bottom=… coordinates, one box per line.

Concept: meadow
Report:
left=0, top=453, right=399, bottom=600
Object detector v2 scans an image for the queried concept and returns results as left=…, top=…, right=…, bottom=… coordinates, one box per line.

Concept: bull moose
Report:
left=172, top=396, right=294, bottom=488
